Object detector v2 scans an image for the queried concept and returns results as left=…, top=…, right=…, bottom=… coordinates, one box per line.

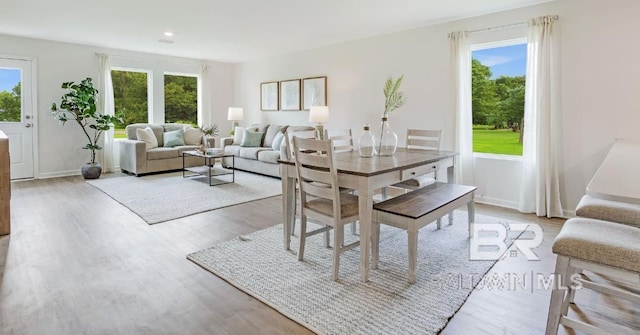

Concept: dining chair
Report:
left=292, top=137, right=360, bottom=281
left=393, top=129, right=442, bottom=190
left=324, top=128, right=359, bottom=236
left=283, top=129, right=329, bottom=244
left=388, top=129, right=450, bottom=226
left=324, top=128, right=354, bottom=153
left=284, top=130, right=318, bottom=160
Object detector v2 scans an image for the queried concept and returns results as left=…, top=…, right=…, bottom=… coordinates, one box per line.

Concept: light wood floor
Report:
left=1, top=175, right=638, bottom=334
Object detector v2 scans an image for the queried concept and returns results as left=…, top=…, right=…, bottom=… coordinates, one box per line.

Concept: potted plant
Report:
left=51, top=77, right=121, bottom=179
left=199, top=124, right=219, bottom=149
left=378, top=75, right=407, bottom=156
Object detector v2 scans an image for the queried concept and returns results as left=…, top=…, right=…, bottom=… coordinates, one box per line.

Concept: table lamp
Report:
left=309, top=106, right=329, bottom=140
left=227, top=107, right=244, bottom=134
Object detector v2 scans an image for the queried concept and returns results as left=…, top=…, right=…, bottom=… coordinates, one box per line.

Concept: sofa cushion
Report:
left=247, top=123, right=269, bottom=134
left=241, top=129, right=264, bottom=147
left=264, top=125, right=286, bottom=148
left=163, top=129, right=186, bottom=147
left=177, top=146, right=201, bottom=155
left=136, top=127, right=159, bottom=150
left=286, top=125, right=316, bottom=133
left=224, top=145, right=241, bottom=156
left=184, top=127, right=204, bottom=145
left=239, top=147, right=271, bottom=160
left=258, top=150, right=281, bottom=164
left=147, top=147, right=179, bottom=160
left=163, top=123, right=187, bottom=132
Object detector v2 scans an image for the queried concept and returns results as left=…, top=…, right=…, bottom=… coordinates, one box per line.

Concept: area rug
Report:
left=87, top=171, right=281, bottom=224
left=188, top=211, right=518, bottom=335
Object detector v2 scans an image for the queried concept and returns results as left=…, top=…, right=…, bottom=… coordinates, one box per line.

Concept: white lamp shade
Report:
left=309, top=106, right=329, bottom=123
left=227, top=107, right=244, bottom=121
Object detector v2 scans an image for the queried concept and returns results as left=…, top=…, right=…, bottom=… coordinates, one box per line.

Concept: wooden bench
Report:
left=371, top=182, right=477, bottom=283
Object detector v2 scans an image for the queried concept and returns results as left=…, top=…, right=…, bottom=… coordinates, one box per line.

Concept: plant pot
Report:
left=81, top=162, right=102, bottom=179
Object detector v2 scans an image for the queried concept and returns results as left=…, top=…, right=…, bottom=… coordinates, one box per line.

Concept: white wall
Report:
left=0, top=34, right=235, bottom=178
left=234, top=0, right=640, bottom=214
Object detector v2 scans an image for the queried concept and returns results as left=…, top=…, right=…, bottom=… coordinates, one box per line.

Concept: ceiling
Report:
left=1, top=0, right=553, bottom=63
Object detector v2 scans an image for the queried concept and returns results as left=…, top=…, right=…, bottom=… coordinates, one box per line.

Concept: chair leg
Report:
left=297, top=215, right=308, bottom=261
left=332, top=224, right=343, bottom=281
left=448, top=211, right=453, bottom=226
left=408, top=229, right=419, bottom=284
left=436, top=217, right=442, bottom=230
left=546, top=255, right=570, bottom=335
left=371, top=220, right=380, bottom=270
left=324, top=226, right=331, bottom=248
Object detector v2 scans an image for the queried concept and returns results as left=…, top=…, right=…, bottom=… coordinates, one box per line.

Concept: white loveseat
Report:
left=119, top=123, right=215, bottom=176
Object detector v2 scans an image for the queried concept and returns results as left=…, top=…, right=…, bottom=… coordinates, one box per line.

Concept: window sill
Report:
left=473, top=152, right=522, bottom=161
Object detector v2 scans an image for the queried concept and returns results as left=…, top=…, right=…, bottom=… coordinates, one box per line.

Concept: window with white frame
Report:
left=111, top=69, right=150, bottom=138
left=471, top=39, right=527, bottom=156
left=164, top=73, right=198, bottom=127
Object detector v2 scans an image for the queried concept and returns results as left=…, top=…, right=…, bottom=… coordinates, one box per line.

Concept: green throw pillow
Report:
left=163, top=129, right=185, bottom=147
left=241, top=129, right=264, bottom=147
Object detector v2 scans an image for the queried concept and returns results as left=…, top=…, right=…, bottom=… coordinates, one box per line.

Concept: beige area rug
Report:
left=87, top=170, right=281, bottom=224
left=188, top=211, right=519, bottom=335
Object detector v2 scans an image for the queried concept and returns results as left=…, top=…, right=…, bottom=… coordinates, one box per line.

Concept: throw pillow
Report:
left=263, top=125, right=286, bottom=148
left=163, top=129, right=185, bottom=147
left=233, top=126, right=245, bottom=144
left=240, top=129, right=264, bottom=147
left=271, top=131, right=285, bottom=151
left=184, top=127, right=204, bottom=145
left=136, top=127, right=159, bottom=151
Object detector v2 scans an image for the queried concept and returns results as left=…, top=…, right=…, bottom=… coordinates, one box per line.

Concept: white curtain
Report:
left=518, top=15, right=563, bottom=217
left=97, top=53, right=116, bottom=172
left=200, top=64, right=211, bottom=128
left=449, top=31, right=474, bottom=185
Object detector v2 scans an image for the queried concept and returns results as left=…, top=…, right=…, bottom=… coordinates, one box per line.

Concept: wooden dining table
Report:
left=279, top=147, right=458, bottom=282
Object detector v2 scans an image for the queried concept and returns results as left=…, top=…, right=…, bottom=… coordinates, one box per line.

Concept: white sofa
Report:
left=220, top=123, right=315, bottom=178
left=119, top=123, right=215, bottom=176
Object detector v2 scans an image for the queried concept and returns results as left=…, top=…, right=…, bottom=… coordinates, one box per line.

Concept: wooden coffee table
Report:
left=182, top=150, right=234, bottom=186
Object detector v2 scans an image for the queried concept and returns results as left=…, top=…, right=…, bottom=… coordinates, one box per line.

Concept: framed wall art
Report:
left=302, top=76, right=327, bottom=110
left=260, top=81, right=279, bottom=111
left=279, top=79, right=301, bottom=111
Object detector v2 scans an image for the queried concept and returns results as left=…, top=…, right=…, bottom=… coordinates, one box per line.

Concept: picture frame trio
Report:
left=260, top=76, right=327, bottom=111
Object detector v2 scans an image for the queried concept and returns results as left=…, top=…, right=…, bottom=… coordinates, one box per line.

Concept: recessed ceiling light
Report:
left=164, top=31, right=174, bottom=37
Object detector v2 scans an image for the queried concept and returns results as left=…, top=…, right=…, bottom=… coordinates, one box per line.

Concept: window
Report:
left=0, top=68, right=21, bottom=122
left=111, top=69, right=149, bottom=138
left=471, top=41, right=526, bottom=156
left=164, top=73, right=198, bottom=127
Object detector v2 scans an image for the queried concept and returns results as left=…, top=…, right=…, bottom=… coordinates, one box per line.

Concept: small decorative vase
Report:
left=377, top=116, right=398, bottom=156
left=358, top=124, right=376, bottom=157
left=81, top=162, right=102, bottom=179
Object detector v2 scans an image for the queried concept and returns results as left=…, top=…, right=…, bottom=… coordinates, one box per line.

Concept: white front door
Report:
left=0, top=57, right=35, bottom=180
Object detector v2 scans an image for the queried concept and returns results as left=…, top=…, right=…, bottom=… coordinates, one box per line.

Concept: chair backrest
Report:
left=292, top=137, right=341, bottom=218
left=406, top=129, right=441, bottom=151
left=284, top=130, right=317, bottom=160
left=324, top=128, right=354, bottom=153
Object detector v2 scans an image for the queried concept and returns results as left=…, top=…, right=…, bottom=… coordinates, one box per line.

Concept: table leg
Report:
left=281, top=165, right=295, bottom=251
left=358, top=181, right=373, bottom=282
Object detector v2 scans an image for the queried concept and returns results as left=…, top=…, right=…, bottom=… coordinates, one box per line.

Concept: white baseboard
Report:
left=38, top=170, right=81, bottom=179
left=475, top=195, right=518, bottom=210
left=563, top=209, right=576, bottom=218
